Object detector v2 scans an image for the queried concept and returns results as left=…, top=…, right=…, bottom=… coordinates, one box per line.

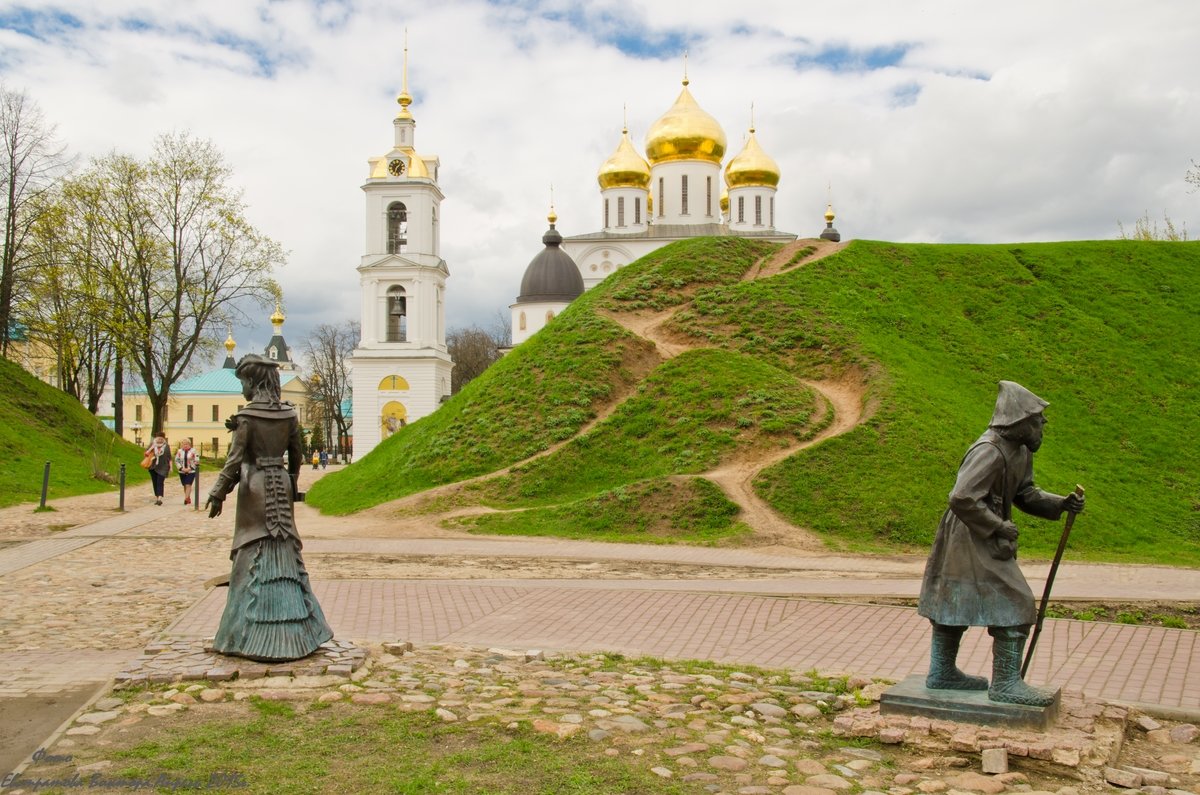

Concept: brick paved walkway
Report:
left=169, top=579, right=1200, bottom=712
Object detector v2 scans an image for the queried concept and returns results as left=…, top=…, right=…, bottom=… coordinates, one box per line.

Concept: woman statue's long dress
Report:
left=206, top=354, right=333, bottom=661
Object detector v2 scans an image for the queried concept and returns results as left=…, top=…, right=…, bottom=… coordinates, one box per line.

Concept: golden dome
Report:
left=270, top=301, right=285, bottom=331
left=824, top=202, right=836, bottom=222
left=598, top=127, right=651, bottom=190
left=224, top=329, right=236, bottom=354
left=548, top=205, right=558, bottom=225
left=644, top=81, right=726, bottom=166
left=405, top=150, right=429, bottom=178
left=720, top=190, right=729, bottom=213
left=724, top=128, right=780, bottom=188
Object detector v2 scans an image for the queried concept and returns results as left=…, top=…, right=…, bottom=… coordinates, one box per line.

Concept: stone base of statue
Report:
left=880, top=675, right=1060, bottom=731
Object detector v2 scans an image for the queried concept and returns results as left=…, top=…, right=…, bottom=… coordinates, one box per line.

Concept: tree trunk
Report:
left=114, top=356, right=124, bottom=435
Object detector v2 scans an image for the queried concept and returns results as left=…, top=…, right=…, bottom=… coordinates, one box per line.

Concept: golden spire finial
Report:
left=396, top=28, right=413, bottom=118
left=623, top=103, right=628, bottom=134
left=270, top=300, right=285, bottom=331
left=224, top=326, right=236, bottom=354
left=825, top=183, right=836, bottom=223
left=682, top=51, right=689, bottom=86
left=548, top=185, right=557, bottom=225
left=749, top=102, right=755, bottom=134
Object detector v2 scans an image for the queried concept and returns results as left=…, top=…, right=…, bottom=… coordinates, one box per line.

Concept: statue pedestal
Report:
left=880, top=675, right=1059, bottom=731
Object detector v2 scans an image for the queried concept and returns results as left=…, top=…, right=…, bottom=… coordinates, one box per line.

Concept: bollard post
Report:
left=40, top=461, right=51, bottom=509
left=119, top=463, right=126, bottom=511
left=194, top=462, right=200, bottom=511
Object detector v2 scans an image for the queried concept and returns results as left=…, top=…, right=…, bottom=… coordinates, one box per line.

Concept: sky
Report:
left=2, top=0, right=1198, bottom=369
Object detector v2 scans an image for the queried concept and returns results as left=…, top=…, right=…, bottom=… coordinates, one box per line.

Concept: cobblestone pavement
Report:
left=15, top=644, right=1200, bottom=795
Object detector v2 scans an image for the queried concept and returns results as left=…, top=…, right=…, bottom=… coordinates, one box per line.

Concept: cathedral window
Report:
left=604, top=198, right=610, bottom=228
left=187, top=404, right=194, bottom=422
left=737, top=196, right=745, bottom=224
left=386, top=286, right=408, bottom=342
left=519, top=312, right=527, bottom=330
left=269, top=346, right=278, bottom=360
left=681, top=175, right=689, bottom=215
left=755, top=195, right=762, bottom=226
left=546, top=310, right=555, bottom=323
left=658, top=178, right=664, bottom=217
left=387, top=202, right=408, bottom=254
left=770, top=197, right=775, bottom=228
left=706, top=177, right=712, bottom=216
left=634, top=197, right=641, bottom=224
left=617, top=196, right=625, bottom=227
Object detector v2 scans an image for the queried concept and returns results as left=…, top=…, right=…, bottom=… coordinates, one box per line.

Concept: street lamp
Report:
left=131, top=420, right=143, bottom=448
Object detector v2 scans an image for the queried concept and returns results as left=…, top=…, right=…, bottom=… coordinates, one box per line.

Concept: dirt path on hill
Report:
left=317, top=238, right=865, bottom=551
left=599, top=239, right=866, bottom=548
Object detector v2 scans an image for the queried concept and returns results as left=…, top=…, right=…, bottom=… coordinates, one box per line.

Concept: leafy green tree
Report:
left=20, top=192, right=116, bottom=413
left=80, top=133, right=284, bottom=435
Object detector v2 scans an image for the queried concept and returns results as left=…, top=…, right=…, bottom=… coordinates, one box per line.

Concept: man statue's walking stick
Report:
left=1022, top=484, right=1086, bottom=678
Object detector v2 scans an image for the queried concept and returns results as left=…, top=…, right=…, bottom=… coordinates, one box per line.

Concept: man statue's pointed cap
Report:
left=990, top=380, right=1048, bottom=427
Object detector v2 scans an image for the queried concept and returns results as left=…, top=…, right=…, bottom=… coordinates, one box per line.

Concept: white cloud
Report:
left=3, top=0, right=1198, bottom=368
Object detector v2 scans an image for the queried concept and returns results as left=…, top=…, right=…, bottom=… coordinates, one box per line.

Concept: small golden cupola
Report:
left=222, top=328, right=237, bottom=369
left=598, top=125, right=652, bottom=190
left=270, top=301, right=285, bottom=332
left=644, top=76, right=727, bottom=166
left=724, top=125, right=781, bottom=189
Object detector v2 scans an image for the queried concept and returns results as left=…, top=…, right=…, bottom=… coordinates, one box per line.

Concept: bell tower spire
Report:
left=354, top=29, right=453, bottom=459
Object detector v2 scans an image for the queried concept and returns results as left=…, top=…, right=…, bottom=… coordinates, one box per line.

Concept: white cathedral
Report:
left=350, top=50, right=452, bottom=459
left=511, top=72, right=804, bottom=345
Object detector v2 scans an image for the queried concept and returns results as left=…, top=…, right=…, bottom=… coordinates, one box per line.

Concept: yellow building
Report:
left=121, top=308, right=313, bottom=457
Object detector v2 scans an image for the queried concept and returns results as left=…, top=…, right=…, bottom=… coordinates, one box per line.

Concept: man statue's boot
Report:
left=925, top=624, right=988, bottom=691
left=987, top=626, right=1056, bottom=707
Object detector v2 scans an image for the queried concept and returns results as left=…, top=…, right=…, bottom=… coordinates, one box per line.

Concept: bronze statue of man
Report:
left=918, top=381, right=1084, bottom=706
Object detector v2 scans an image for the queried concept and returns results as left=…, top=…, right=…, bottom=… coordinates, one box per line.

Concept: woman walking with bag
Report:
left=175, top=438, right=198, bottom=505
left=144, top=434, right=172, bottom=506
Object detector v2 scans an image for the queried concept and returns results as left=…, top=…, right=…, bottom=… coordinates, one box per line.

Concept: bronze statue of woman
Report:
left=205, top=353, right=333, bottom=661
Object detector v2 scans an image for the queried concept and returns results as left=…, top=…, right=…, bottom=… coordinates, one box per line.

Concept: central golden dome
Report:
left=644, top=80, right=726, bottom=166
left=724, top=128, right=780, bottom=188
left=598, top=127, right=651, bottom=190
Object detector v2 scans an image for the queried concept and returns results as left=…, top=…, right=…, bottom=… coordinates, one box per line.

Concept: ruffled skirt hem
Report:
left=213, top=536, right=333, bottom=662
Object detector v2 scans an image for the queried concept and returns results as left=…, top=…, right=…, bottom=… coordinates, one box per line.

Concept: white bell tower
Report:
left=351, top=39, right=453, bottom=460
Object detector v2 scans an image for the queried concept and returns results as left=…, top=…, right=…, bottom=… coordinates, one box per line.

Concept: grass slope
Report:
left=306, top=237, right=774, bottom=516
left=307, top=308, right=658, bottom=514
left=464, top=348, right=823, bottom=508
left=672, top=240, right=1199, bottom=563
left=458, top=476, right=749, bottom=545
left=0, top=356, right=144, bottom=508
left=312, top=236, right=1199, bottom=565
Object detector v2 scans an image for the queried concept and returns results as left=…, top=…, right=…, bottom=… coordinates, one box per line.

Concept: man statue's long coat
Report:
left=918, top=429, right=1066, bottom=628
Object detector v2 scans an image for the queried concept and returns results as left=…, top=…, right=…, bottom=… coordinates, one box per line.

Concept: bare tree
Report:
left=1188, top=159, right=1199, bottom=193
left=1118, top=211, right=1189, bottom=241
left=301, top=320, right=358, bottom=462
left=447, top=323, right=507, bottom=394
left=1, top=83, right=70, bottom=356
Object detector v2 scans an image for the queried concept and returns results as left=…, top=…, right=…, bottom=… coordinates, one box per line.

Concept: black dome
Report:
left=516, top=225, right=584, bottom=303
